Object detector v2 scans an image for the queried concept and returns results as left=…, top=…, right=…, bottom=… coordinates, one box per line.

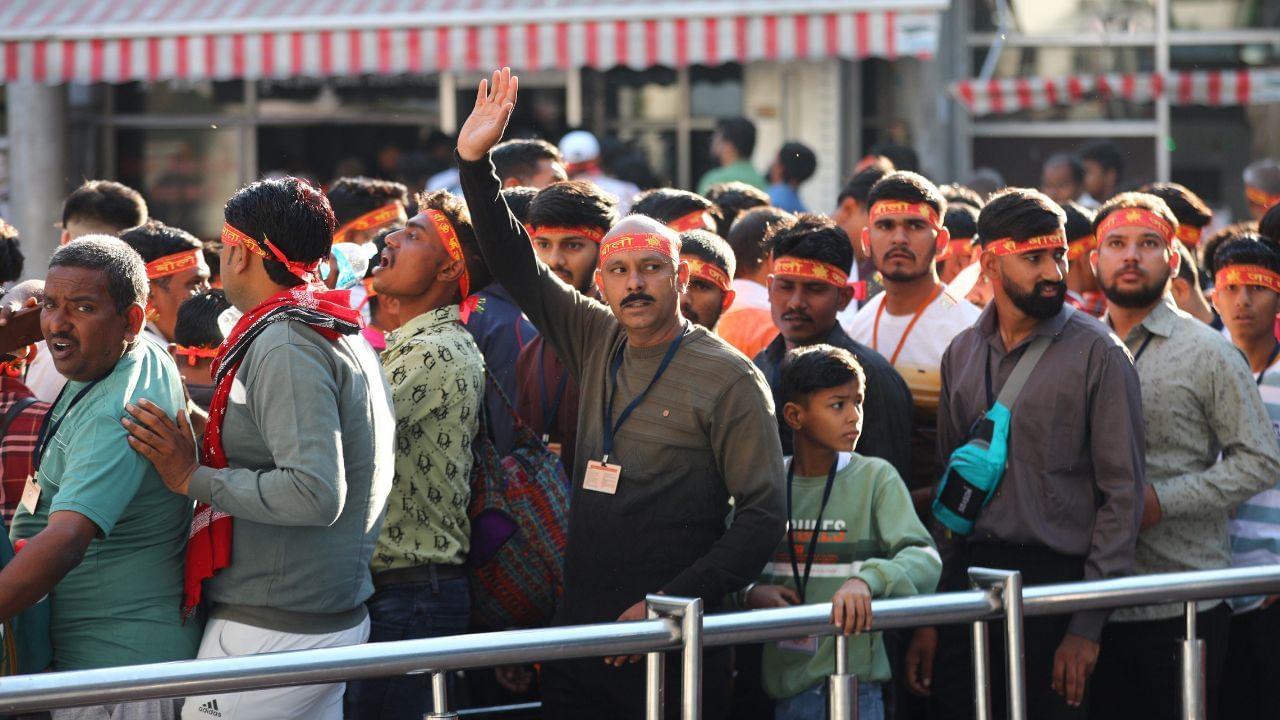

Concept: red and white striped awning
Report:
left=951, top=67, right=1280, bottom=116
left=0, top=0, right=945, bottom=84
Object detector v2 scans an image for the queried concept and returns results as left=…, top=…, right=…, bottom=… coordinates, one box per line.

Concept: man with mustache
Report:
left=753, top=214, right=914, bottom=480
left=1087, top=194, right=1280, bottom=720
left=846, top=171, right=981, bottom=503
left=678, top=229, right=736, bottom=332
left=907, top=188, right=1145, bottom=720
left=516, top=180, right=618, bottom=474
left=457, top=68, right=785, bottom=719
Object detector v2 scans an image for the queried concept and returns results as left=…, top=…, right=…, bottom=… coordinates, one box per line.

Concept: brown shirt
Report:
left=937, top=303, right=1145, bottom=640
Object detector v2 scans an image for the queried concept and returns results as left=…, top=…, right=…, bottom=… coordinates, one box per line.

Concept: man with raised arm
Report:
left=456, top=68, right=785, bottom=720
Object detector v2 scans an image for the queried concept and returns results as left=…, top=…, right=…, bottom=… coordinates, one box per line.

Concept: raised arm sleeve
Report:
left=856, top=465, right=943, bottom=598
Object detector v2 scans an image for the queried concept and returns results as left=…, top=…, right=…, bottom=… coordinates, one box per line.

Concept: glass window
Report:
left=113, top=81, right=245, bottom=115
left=1172, top=0, right=1280, bottom=30
left=258, top=124, right=440, bottom=189
left=971, top=135, right=1156, bottom=189
left=259, top=76, right=439, bottom=118
left=972, top=0, right=1156, bottom=35
left=1171, top=43, right=1280, bottom=70
left=690, top=64, right=743, bottom=118
left=115, top=128, right=242, bottom=240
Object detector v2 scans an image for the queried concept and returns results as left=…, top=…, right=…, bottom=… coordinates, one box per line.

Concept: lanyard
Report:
left=33, top=378, right=105, bottom=472
left=786, top=458, right=839, bottom=604
left=538, top=344, right=570, bottom=440
left=1132, top=333, right=1155, bottom=363
left=872, top=285, right=943, bottom=366
left=602, top=332, right=685, bottom=463
left=1257, top=342, right=1280, bottom=387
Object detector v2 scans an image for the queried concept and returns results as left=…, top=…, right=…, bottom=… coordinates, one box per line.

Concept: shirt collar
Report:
left=1101, top=294, right=1179, bottom=343
left=764, top=322, right=849, bottom=364
left=977, top=301, right=1074, bottom=352
left=730, top=278, right=770, bottom=311
left=385, top=305, right=461, bottom=350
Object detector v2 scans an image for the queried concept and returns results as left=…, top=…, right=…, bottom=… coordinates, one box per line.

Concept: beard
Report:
left=1004, top=277, right=1068, bottom=319
left=1098, top=265, right=1169, bottom=309
left=878, top=246, right=935, bottom=283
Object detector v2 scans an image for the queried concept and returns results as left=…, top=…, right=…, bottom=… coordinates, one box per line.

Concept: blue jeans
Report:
left=774, top=681, right=883, bottom=720
left=344, top=575, right=470, bottom=720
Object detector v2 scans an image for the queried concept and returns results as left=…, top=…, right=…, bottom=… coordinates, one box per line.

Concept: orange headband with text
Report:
left=172, top=344, right=220, bottom=367
left=682, top=256, right=732, bottom=292
left=1067, top=234, right=1098, bottom=261
left=668, top=210, right=712, bottom=233
left=1247, top=186, right=1280, bottom=212
left=771, top=256, right=849, bottom=287
left=425, top=209, right=470, bottom=300
left=986, top=228, right=1069, bottom=257
left=146, top=249, right=202, bottom=280
left=1215, top=264, right=1280, bottom=294
left=868, top=200, right=941, bottom=229
left=1175, top=224, right=1203, bottom=247
left=526, top=225, right=607, bottom=243
left=333, top=203, right=403, bottom=245
left=1097, top=208, right=1175, bottom=244
left=599, top=232, right=679, bottom=263
left=937, top=238, right=973, bottom=262
left=221, top=222, right=321, bottom=282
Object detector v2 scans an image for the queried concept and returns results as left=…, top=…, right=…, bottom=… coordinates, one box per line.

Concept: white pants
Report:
left=52, top=700, right=180, bottom=720
left=180, top=615, right=370, bottom=720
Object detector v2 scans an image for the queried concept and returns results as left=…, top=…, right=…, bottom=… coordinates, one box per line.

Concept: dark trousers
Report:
left=1090, top=603, right=1230, bottom=720
left=1219, top=602, right=1280, bottom=718
left=928, top=543, right=1089, bottom=720
left=344, top=575, right=471, bottom=720
left=540, top=646, right=732, bottom=720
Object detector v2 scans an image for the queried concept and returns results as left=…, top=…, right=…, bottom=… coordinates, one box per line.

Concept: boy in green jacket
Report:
left=742, top=344, right=941, bottom=720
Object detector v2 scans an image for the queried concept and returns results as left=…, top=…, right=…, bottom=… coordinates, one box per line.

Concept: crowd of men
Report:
left=0, top=65, right=1279, bottom=720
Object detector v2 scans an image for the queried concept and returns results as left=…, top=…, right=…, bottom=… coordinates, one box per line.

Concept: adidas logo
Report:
left=196, top=699, right=222, bottom=717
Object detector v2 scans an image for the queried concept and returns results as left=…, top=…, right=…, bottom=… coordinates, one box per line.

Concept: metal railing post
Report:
left=1181, top=601, right=1206, bottom=720
left=828, top=633, right=859, bottom=720
left=424, top=671, right=458, bottom=720
left=971, top=614, right=992, bottom=720
left=969, top=568, right=1026, bottom=720
left=646, top=595, right=704, bottom=720
left=646, top=603, right=668, bottom=720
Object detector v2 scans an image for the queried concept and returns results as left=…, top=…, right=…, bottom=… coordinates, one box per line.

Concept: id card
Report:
left=778, top=636, right=819, bottom=655
left=584, top=460, right=621, bottom=495
left=20, top=474, right=40, bottom=514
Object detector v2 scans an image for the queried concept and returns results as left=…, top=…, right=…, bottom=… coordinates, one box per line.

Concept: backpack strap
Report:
left=995, top=307, right=1073, bottom=408
left=0, top=396, right=37, bottom=440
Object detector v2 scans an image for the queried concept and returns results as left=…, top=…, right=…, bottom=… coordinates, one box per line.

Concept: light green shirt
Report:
left=374, top=305, right=483, bottom=571
left=10, top=341, right=201, bottom=670
left=696, top=160, right=767, bottom=196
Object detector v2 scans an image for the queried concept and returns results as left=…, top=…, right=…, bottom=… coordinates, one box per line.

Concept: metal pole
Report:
left=1002, top=571, right=1027, bottom=720
left=1155, top=0, right=1172, bottom=182
left=424, top=671, right=458, bottom=720
left=1181, top=602, right=1206, bottom=720
left=680, top=598, right=704, bottom=720
left=646, top=603, right=667, bottom=720
left=828, top=633, right=859, bottom=720
left=971, top=619, right=992, bottom=720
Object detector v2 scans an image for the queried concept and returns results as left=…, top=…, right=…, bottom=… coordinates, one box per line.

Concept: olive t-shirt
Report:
left=10, top=340, right=202, bottom=670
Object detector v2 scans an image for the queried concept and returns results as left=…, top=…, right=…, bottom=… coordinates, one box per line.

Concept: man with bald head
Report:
left=457, top=68, right=785, bottom=720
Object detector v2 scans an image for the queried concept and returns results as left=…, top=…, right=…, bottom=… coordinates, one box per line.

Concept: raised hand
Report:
left=457, top=67, right=519, bottom=162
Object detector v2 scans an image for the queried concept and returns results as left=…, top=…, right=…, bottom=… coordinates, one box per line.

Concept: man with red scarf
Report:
left=125, top=177, right=395, bottom=720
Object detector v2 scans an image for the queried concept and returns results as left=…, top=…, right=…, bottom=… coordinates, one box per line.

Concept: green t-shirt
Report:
left=10, top=340, right=203, bottom=670
left=696, top=160, right=767, bottom=196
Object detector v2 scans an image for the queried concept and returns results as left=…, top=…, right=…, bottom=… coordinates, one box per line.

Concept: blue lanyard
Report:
left=538, top=345, right=570, bottom=439
left=602, top=332, right=685, bottom=463
left=33, top=377, right=104, bottom=472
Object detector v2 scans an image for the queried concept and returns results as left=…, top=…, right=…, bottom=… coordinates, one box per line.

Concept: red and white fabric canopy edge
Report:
left=951, top=67, right=1280, bottom=115
left=0, top=0, right=946, bottom=85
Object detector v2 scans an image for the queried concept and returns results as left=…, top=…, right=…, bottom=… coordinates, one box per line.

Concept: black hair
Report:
left=727, top=206, right=795, bottom=276
left=501, top=186, right=540, bottom=224
left=977, top=188, right=1066, bottom=248
left=1257, top=201, right=1280, bottom=244
left=768, top=213, right=853, bottom=274
left=940, top=183, right=985, bottom=211
left=528, top=180, right=619, bottom=234
left=492, top=139, right=563, bottom=185
left=1214, top=233, right=1280, bottom=276
left=414, top=190, right=493, bottom=300
left=779, top=343, right=866, bottom=405
left=837, top=159, right=895, bottom=206
left=118, top=220, right=203, bottom=287
left=1174, top=240, right=1201, bottom=289
left=1060, top=201, right=1096, bottom=242
left=326, top=176, right=409, bottom=226
left=943, top=205, right=979, bottom=241
left=717, top=117, right=757, bottom=158
left=630, top=188, right=717, bottom=226
left=1140, top=182, right=1213, bottom=230
left=48, top=236, right=148, bottom=313
left=224, top=177, right=336, bottom=288
left=173, top=289, right=232, bottom=349
left=202, top=240, right=220, bottom=285
left=61, top=180, right=148, bottom=233
left=866, top=171, right=947, bottom=218
left=1093, top=192, right=1179, bottom=238
left=776, top=142, right=817, bottom=185
left=868, top=142, right=919, bottom=174
left=678, top=229, right=736, bottom=279
left=1080, top=141, right=1125, bottom=182
left=1044, top=154, right=1086, bottom=185
left=0, top=218, right=23, bottom=285
left=1202, top=221, right=1260, bottom=277
left=705, top=181, right=770, bottom=238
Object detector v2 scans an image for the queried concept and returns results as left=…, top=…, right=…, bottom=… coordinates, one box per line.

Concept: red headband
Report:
left=599, top=231, right=679, bottom=264
left=1247, top=186, right=1280, bottom=212
left=1216, top=264, right=1280, bottom=294
left=1097, top=208, right=1175, bottom=244
left=937, top=238, right=973, bottom=262
left=146, top=249, right=203, bottom=280
left=425, top=209, right=470, bottom=301
left=868, top=200, right=941, bottom=229
left=1175, top=224, right=1203, bottom=247
left=683, top=256, right=732, bottom=292
left=986, top=228, right=1069, bottom=257
left=333, top=203, right=403, bottom=245
left=221, top=222, right=321, bottom=282
left=668, top=210, right=712, bottom=233
left=1067, top=234, right=1098, bottom=261
left=771, top=256, right=849, bottom=287
left=172, top=344, right=220, bottom=367
left=526, top=225, right=607, bottom=243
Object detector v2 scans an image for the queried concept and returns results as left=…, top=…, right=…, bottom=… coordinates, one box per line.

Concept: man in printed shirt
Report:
left=1087, top=194, right=1280, bottom=720
left=346, top=190, right=487, bottom=720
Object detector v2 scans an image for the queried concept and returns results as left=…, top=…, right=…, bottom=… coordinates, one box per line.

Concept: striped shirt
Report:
left=1229, top=354, right=1280, bottom=612
left=0, top=376, right=49, bottom=527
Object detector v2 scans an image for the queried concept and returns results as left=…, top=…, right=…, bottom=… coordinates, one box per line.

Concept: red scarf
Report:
left=183, top=285, right=362, bottom=619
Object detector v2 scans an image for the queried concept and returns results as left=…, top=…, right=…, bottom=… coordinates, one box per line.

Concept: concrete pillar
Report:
left=7, top=82, right=66, bottom=278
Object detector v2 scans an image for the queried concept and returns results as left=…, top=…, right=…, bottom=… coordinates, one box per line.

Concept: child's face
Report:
left=793, top=380, right=865, bottom=453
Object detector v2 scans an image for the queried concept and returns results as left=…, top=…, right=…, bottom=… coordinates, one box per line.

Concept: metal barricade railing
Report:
left=0, top=565, right=1276, bottom=719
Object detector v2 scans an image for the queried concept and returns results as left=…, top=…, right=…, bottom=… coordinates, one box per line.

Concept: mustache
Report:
left=621, top=292, right=656, bottom=306
left=781, top=311, right=812, bottom=323
left=1034, top=280, right=1067, bottom=294
left=884, top=248, right=916, bottom=260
